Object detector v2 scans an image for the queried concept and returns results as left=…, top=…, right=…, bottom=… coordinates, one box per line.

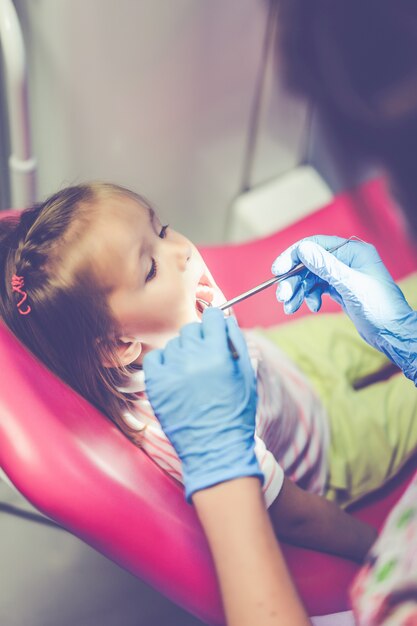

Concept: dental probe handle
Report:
left=218, top=273, right=294, bottom=311
left=218, top=238, right=352, bottom=311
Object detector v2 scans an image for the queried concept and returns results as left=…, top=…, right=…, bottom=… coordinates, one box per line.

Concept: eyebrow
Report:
left=147, top=205, right=155, bottom=225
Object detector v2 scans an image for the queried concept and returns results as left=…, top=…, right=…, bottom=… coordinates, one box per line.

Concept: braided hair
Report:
left=0, top=183, right=146, bottom=434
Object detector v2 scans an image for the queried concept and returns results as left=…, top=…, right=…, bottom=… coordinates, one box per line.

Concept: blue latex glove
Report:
left=272, top=235, right=417, bottom=384
left=143, top=307, right=262, bottom=502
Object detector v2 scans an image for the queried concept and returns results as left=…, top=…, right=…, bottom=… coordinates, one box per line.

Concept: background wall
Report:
left=0, top=58, right=10, bottom=208
left=11, top=0, right=308, bottom=243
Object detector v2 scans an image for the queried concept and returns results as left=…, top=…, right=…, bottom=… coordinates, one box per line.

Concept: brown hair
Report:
left=0, top=182, right=151, bottom=436
left=277, top=0, right=417, bottom=236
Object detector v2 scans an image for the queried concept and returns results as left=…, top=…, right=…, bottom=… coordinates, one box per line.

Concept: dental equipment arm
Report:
left=272, top=235, right=417, bottom=385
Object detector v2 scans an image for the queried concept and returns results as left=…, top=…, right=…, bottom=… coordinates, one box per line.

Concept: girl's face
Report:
left=91, top=195, right=226, bottom=359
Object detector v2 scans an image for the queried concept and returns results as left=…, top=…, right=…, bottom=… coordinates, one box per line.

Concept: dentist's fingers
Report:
left=179, top=319, right=204, bottom=350
left=302, top=273, right=326, bottom=313
left=276, top=274, right=303, bottom=303
left=143, top=347, right=165, bottom=371
left=276, top=267, right=330, bottom=314
left=296, top=240, right=352, bottom=286
left=272, top=244, right=303, bottom=275
left=160, top=336, right=183, bottom=364
left=272, top=235, right=347, bottom=276
left=283, top=283, right=307, bottom=314
left=226, top=316, right=251, bottom=361
left=305, top=290, right=323, bottom=313
left=201, top=307, right=228, bottom=346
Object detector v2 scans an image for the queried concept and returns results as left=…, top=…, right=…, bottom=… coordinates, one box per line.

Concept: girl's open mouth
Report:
left=195, top=274, right=214, bottom=319
left=195, top=297, right=211, bottom=318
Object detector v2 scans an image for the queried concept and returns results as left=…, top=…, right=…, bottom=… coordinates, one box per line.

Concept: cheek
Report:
left=137, top=287, right=197, bottom=335
left=138, top=306, right=199, bottom=349
left=158, top=288, right=197, bottom=327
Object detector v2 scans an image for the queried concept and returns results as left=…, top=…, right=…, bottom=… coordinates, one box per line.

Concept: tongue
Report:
left=195, top=298, right=211, bottom=317
left=196, top=298, right=211, bottom=314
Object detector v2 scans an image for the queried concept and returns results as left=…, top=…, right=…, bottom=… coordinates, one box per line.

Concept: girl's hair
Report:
left=0, top=182, right=150, bottom=435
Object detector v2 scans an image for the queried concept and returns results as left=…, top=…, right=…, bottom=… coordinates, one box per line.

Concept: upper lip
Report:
left=196, top=272, right=212, bottom=288
left=194, top=271, right=214, bottom=303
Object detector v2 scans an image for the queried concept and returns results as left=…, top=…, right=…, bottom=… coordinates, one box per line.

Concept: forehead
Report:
left=89, top=194, right=152, bottom=240
left=85, top=194, right=151, bottom=286
left=94, top=194, right=150, bottom=224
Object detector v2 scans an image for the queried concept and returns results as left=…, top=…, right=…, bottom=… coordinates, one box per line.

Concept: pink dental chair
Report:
left=1, top=177, right=417, bottom=624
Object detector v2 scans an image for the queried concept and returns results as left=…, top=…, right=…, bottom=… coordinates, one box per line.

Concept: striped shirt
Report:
left=121, top=330, right=330, bottom=508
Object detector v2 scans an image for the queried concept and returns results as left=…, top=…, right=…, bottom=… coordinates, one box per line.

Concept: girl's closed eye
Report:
left=145, top=225, right=169, bottom=282
left=159, top=224, right=169, bottom=239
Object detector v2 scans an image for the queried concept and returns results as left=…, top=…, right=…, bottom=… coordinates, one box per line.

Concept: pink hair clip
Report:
left=11, top=274, right=31, bottom=316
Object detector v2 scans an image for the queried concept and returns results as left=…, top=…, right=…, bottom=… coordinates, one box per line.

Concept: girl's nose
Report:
left=170, top=238, right=191, bottom=270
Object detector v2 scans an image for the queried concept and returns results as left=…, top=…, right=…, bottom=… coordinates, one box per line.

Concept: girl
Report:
left=2, top=182, right=416, bottom=561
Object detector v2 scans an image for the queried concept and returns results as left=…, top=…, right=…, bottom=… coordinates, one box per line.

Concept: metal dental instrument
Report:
left=217, top=237, right=358, bottom=312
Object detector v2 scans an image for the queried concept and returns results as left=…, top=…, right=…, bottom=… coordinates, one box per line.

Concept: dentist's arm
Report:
left=193, top=477, right=310, bottom=626
left=143, top=308, right=310, bottom=626
left=272, top=235, right=417, bottom=385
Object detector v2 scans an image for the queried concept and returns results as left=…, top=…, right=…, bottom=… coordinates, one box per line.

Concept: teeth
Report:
left=196, top=284, right=212, bottom=296
left=195, top=276, right=214, bottom=318
left=196, top=283, right=214, bottom=305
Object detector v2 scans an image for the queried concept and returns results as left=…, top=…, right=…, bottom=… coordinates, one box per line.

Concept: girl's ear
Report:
left=101, top=336, right=143, bottom=368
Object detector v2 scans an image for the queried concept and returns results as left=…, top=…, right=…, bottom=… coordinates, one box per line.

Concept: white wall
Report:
left=13, top=0, right=307, bottom=243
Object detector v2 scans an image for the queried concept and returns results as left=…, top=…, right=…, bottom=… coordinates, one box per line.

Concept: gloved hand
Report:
left=143, top=307, right=262, bottom=501
left=272, top=235, right=417, bottom=384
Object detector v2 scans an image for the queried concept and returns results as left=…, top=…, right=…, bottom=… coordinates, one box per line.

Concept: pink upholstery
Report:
left=0, top=177, right=416, bottom=623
